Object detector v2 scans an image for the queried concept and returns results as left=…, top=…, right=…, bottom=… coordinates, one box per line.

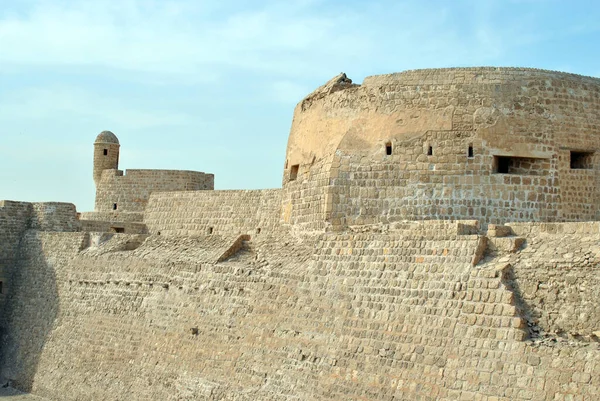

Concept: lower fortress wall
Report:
left=0, top=201, right=32, bottom=263
left=95, top=169, right=215, bottom=213
left=0, top=219, right=598, bottom=400
left=144, top=189, right=283, bottom=236
left=0, top=201, right=79, bottom=305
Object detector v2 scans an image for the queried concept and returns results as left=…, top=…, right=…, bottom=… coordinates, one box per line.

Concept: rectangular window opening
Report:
left=208, top=227, right=214, bottom=235
left=0, top=281, right=3, bottom=294
left=427, top=146, right=433, bottom=156
left=495, top=156, right=510, bottom=173
left=289, top=164, right=299, bottom=181
left=385, top=142, right=392, bottom=156
left=493, top=155, right=548, bottom=175
left=112, top=203, right=117, bottom=210
left=468, top=145, right=474, bottom=158
left=111, top=227, right=125, bottom=233
left=103, top=149, right=108, bottom=156
left=570, top=151, right=594, bottom=169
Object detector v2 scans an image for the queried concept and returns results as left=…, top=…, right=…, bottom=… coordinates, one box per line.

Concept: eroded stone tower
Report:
left=93, top=130, right=120, bottom=188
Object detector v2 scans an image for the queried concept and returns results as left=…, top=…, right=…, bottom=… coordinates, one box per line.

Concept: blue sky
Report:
left=1, top=0, right=599, bottom=211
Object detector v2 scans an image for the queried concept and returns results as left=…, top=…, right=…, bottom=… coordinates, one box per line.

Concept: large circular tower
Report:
left=93, top=130, right=120, bottom=188
left=281, top=68, right=600, bottom=228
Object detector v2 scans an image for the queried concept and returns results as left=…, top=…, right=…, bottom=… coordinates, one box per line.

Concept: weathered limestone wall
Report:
left=0, top=201, right=79, bottom=290
left=0, top=201, right=80, bottom=365
left=79, top=219, right=148, bottom=234
left=0, top=201, right=32, bottom=322
left=280, top=156, right=334, bottom=232
left=328, top=130, right=560, bottom=227
left=30, top=203, right=80, bottom=232
left=1, top=220, right=598, bottom=400
left=79, top=211, right=144, bottom=223
left=504, top=222, right=600, bottom=338
left=0, top=201, right=32, bottom=263
left=284, top=68, right=600, bottom=227
left=95, top=169, right=214, bottom=214
left=0, top=231, right=87, bottom=390
left=144, top=189, right=282, bottom=236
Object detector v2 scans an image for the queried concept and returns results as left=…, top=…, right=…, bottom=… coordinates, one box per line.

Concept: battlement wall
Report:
left=506, top=221, right=600, bottom=236
left=95, top=169, right=214, bottom=214
left=283, top=68, right=600, bottom=227
left=79, top=220, right=148, bottom=234
left=280, top=155, right=333, bottom=232
left=0, top=201, right=33, bottom=263
left=144, top=189, right=282, bottom=236
left=79, top=211, right=144, bottom=223
left=0, top=201, right=79, bottom=262
left=1, top=221, right=597, bottom=400
left=30, top=203, right=80, bottom=232
left=0, top=231, right=87, bottom=389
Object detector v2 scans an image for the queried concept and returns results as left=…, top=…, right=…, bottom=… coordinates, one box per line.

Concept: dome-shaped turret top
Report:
left=95, top=130, right=119, bottom=144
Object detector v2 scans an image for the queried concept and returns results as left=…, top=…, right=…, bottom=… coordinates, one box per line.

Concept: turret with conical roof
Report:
left=93, top=130, right=120, bottom=188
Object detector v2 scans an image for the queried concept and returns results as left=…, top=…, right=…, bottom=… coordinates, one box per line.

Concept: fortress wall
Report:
left=557, top=167, right=600, bottom=221
left=30, top=203, right=80, bottom=232
left=293, top=231, right=599, bottom=400
left=0, top=201, right=32, bottom=262
left=4, top=223, right=597, bottom=400
left=328, top=130, right=563, bottom=227
left=284, top=68, right=600, bottom=226
left=502, top=222, right=600, bottom=337
left=280, top=155, right=333, bottom=232
left=287, top=68, right=600, bottom=171
left=0, top=201, right=32, bottom=330
left=0, top=202, right=82, bottom=319
left=79, top=220, right=148, bottom=234
left=144, top=189, right=282, bottom=236
left=79, top=211, right=144, bottom=222
left=0, top=231, right=87, bottom=389
left=507, top=221, right=600, bottom=236
left=95, top=169, right=214, bottom=213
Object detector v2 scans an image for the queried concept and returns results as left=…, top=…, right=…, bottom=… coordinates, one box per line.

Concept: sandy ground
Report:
left=0, top=387, right=48, bottom=400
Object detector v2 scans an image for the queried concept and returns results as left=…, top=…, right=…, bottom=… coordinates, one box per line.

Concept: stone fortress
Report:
left=83, top=129, right=214, bottom=233
left=0, top=67, right=598, bottom=400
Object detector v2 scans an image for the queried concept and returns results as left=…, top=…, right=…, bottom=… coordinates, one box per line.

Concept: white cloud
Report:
left=0, top=0, right=540, bottom=84
left=0, top=0, right=372, bottom=81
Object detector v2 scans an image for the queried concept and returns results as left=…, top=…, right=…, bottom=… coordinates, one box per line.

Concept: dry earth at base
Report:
left=0, top=387, right=48, bottom=400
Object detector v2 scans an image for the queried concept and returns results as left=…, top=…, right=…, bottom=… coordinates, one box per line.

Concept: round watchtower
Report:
left=282, top=67, right=600, bottom=227
left=93, top=131, right=120, bottom=188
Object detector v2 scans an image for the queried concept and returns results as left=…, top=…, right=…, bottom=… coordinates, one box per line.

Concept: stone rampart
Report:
left=501, top=222, right=600, bottom=339
left=0, top=201, right=80, bottom=346
left=95, top=169, right=214, bottom=214
left=0, top=201, right=79, bottom=263
left=0, top=231, right=87, bottom=390
left=0, top=201, right=32, bottom=263
left=144, top=189, right=282, bottom=236
left=280, top=156, right=333, bottom=232
left=79, top=211, right=144, bottom=223
left=1, top=221, right=597, bottom=400
left=30, top=203, right=80, bottom=232
left=79, top=220, right=148, bottom=234
left=284, top=68, right=600, bottom=227
left=507, top=221, right=600, bottom=236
